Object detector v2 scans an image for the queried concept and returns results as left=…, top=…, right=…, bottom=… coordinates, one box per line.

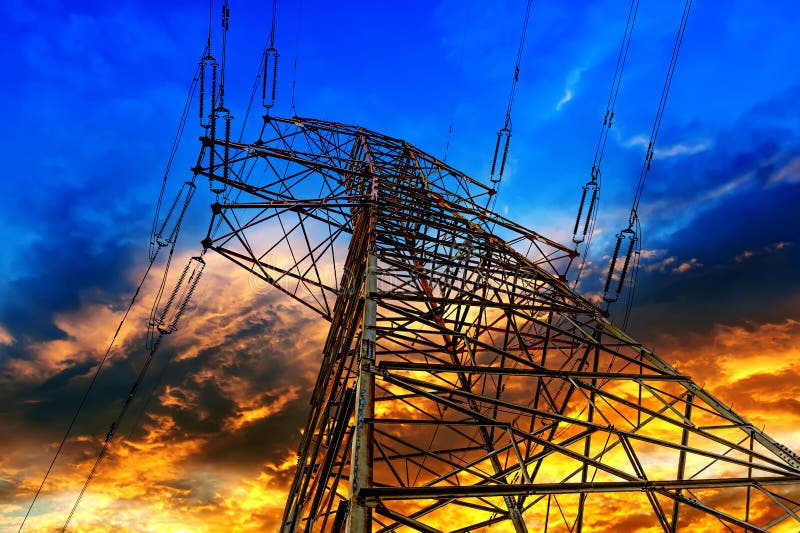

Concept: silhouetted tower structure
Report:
left=200, top=116, right=800, bottom=532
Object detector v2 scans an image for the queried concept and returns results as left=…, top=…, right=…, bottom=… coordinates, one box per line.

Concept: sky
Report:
left=1, top=0, right=799, bottom=531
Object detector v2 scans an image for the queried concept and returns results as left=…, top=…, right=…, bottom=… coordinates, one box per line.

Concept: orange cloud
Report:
left=653, top=319, right=800, bottom=448
left=4, top=243, right=799, bottom=533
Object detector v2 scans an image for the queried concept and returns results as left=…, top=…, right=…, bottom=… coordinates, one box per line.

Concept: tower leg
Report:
left=348, top=253, right=377, bottom=532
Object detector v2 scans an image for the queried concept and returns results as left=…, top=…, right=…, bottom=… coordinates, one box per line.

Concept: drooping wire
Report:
left=628, top=0, right=692, bottom=226
left=48, top=156, right=202, bottom=527
left=60, top=258, right=205, bottom=533
left=28, top=6, right=220, bottom=531
left=209, top=0, right=232, bottom=195
left=591, top=0, right=640, bottom=180
left=208, top=1, right=283, bottom=240
left=289, top=0, right=302, bottom=116
left=16, top=257, right=158, bottom=533
left=56, top=5, right=223, bottom=524
left=18, top=51, right=205, bottom=533
left=487, top=0, right=535, bottom=212
left=262, top=0, right=279, bottom=111
left=482, top=0, right=535, bottom=234
left=149, top=62, right=201, bottom=261
left=571, top=0, right=640, bottom=288
left=603, top=0, right=693, bottom=310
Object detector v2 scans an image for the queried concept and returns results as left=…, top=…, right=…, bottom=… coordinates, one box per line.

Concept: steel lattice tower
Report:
left=199, top=116, right=800, bottom=532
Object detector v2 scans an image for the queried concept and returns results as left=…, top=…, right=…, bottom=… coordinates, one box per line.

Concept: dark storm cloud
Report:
left=156, top=305, right=319, bottom=469
left=1, top=0, right=208, bottom=349
left=0, top=240, right=139, bottom=345
left=1, top=338, right=159, bottom=449
left=615, top=86, right=800, bottom=339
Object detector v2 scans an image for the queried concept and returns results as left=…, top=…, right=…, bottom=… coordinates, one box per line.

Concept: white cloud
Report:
left=0, top=324, right=13, bottom=346
left=555, top=68, right=584, bottom=111
left=556, top=89, right=573, bottom=111
left=671, top=257, right=702, bottom=273
left=767, top=156, right=800, bottom=186
left=639, top=248, right=668, bottom=260
left=734, top=241, right=793, bottom=263
left=703, top=172, right=753, bottom=202
left=653, top=141, right=711, bottom=159
left=644, top=255, right=677, bottom=273
left=624, top=135, right=711, bottom=160
left=641, top=253, right=701, bottom=274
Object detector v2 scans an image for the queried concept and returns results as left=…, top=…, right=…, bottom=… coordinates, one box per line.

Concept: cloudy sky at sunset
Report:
left=1, top=0, right=799, bottom=530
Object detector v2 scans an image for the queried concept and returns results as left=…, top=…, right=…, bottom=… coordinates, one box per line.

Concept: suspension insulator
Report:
left=490, top=129, right=512, bottom=184
left=199, top=61, right=206, bottom=123
left=262, top=47, right=279, bottom=109
left=581, top=183, right=600, bottom=240
left=603, top=234, right=623, bottom=297
left=572, top=174, right=599, bottom=244
left=200, top=57, right=217, bottom=127
left=582, top=184, right=599, bottom=237
left=155, top=256, right=205, bottom=334
left=208, top=104, right=218, bottom=191
left=211, top=62, right=218, bottom=116
left=498, top=129, right=512, bottom=183
left=603, top=228, right=637, bottom=303
left=153, top=181, right=197, bottom=249
left=489, top=132, right=502, bottom=180
left=572, top=187, right=588, bottom=242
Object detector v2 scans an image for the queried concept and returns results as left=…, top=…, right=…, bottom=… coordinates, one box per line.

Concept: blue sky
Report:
left=1, top=0, right=799, bottom=530
left=4, top=0, right=798, bottom=310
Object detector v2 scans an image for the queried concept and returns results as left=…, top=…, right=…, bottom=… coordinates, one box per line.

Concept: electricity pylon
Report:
left=200, top=116, right=800, bottom=532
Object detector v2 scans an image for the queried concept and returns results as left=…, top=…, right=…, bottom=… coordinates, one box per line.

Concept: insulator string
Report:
left=21, top=48, right=205, bottom=533
left=263, top=0, right=279, bottom=111
left=61, top=257, right=205, bottom=532
left=622, top=215, right=643, bottom=329
left=487, top=0, right=534, bottom=206
left=571, top=0, right=639, bottom=289
left=218, top=1, right=230, bottom=109
left=603, top=0, right=693, bottom=316
left=16, top=255, right=159, bottom=533
left=150, top=59, right=201, bottom=261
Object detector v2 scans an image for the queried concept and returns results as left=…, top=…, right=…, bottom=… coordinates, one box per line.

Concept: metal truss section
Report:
left=200, top=116, right=800, bottom=532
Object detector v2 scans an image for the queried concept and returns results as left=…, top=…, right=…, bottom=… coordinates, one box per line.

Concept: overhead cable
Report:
left=603, top=0, right=693, bottom=313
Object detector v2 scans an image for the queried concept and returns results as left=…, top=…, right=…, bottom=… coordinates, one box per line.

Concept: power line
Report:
left=150, top=61, right=201, bottom=261
left=17, top=257, right=156, bottom=533
left=628, top=0, right=693, bottom=225
left=487, top=0, right=535, bottom=211
left=262, top=0, right=279, bottom=111
left=61, top=257, right=205, bottom=532
left=290, top=0, right=302, bottom=116
left=18, top=53, right=204, bottom=533
left=603, top=0, right=693, bottom=311
left=571, top=0, right=640, bottom=289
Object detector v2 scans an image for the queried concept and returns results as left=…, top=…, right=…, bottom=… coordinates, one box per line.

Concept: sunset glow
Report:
left=2, top=1, right=799, bottom=531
